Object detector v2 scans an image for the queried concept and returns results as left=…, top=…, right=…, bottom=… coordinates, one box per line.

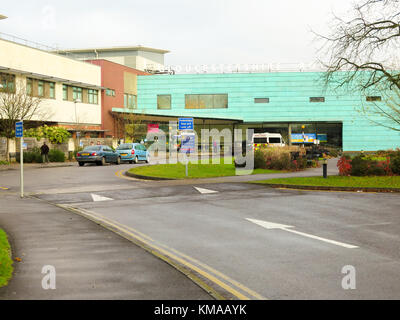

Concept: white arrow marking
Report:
left=247, top=218, right=359, bottom=249
left=91, top=194, right=114, bottom=202
left=194, top=187, right=219, bottom=194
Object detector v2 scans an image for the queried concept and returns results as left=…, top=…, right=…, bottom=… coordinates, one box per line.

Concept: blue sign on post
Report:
left=179, top=118, right=194, bottom=131
left=180, top=134, right=196, bottom=154
left=15, top=121, right=24, bottom=138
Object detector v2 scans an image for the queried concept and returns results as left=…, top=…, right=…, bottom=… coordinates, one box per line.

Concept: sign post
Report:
left=15, top=121, right=24, bottom=198
left=178, top=118, right=195, bottom=177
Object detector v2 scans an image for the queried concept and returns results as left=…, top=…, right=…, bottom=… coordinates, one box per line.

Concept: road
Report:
left=1, top=161, right=400, bottom=300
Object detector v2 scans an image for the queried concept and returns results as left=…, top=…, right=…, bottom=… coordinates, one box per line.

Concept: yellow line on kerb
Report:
left=64, top=206, right=265, bottom=300
left=0, top=187, right=9, bottom=190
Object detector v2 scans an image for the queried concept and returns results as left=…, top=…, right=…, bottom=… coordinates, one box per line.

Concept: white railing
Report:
left=0, top=32, right=59, bottom=52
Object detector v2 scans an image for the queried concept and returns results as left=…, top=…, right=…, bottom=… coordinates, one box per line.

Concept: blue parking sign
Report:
left=179, top=118, right=194, bottom=131
left=15, top=121, right=23, bottom=138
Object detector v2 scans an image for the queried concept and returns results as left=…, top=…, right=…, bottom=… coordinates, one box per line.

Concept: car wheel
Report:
left=116, top=157, right=121, bottom=165
left=145, top=155, right=150, bottom=164
left=129, top=161, right=134, bottom=164
left=101, top=157, right=106, bottom=166
left=79, top=162, right=85, bottom=167
left=134, top=156, right=139, bottom=164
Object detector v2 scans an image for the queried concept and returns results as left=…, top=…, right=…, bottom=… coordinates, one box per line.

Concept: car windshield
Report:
left=83, top=146, right=102, bottom=152
left=117, top=144, right=133, bottom=150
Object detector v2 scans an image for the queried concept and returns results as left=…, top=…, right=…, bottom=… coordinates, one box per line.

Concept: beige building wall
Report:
left=0, top=39, right=102, bottom=125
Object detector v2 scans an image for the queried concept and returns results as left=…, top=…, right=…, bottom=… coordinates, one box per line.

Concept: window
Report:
left=124, top=93, right=137, bottom=109
left=106, top=89, right=115, bottom=97
left=254, top=138, right=268, bottom=144
left=157, top=95, right=171, bottom=110
left=366, top=96, right=382, bottom=102
left=49, top=82, right=55, bottom=99
left=72, top=87, right=83, bottom=101
left=63, top=85, right=68, bottom=100
left=88, top=89, right=98, bottom=104
left=255, top=98, right=270, bottom=104
left=310, top=97, right=325, bottom=103
left=0, top=73, right=15, bottom=92
left=38, top=81, right=44, bottom=97
left=26, top=78, right=33, bottom=95
left=185, top=94, right=228, bottom=109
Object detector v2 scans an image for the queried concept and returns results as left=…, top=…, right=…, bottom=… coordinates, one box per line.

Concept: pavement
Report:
left=1, top=159, right=400, bottom=300
left=0, top=162, right=76, bottom=171
left=0, top=193, right=212, bottom=300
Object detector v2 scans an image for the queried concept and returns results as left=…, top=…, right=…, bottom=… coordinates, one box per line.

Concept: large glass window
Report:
left=38, top=81, right=44, bottom=97
left=157, top=95, right=171, bottom=110
left=26, top=78, right=33, bottom=95
left=88, top=89, right=98, bottom=104
left=63, top=85, right=68, bottom=100
left=49, top=82, right=55, bottom=99
left=124, top=93, right=137, bottom=109
left=106, top=89, right=115, bottom=96
left=0, top=73, right=15, bottom=92
left=73, top=87, right=83, bottom=101
left=185, top=94, right=228, bottom=109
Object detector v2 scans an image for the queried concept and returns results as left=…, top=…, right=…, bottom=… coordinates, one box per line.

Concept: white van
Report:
left=252, top=133, right=286, bottom=150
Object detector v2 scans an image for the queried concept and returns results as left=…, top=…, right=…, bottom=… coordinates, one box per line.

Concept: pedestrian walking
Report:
left=41, top=142, right=50, bottom=164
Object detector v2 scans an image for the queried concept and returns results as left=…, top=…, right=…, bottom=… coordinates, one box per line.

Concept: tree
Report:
left=123, top=111, right=148, bottom=143
left=0, top=79, right=44, bottom=161
left=317, top=0, right=400, bottom=130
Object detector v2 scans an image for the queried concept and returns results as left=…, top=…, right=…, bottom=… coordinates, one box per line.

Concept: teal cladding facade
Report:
left=135, top=72, right=400, bottom=152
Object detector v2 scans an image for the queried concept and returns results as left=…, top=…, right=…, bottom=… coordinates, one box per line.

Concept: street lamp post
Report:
left=74, top=99, right=82, bottom=148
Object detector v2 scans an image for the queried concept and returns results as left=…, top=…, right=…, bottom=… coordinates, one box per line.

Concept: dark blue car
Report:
left=76, top=145, right=121, bottom=167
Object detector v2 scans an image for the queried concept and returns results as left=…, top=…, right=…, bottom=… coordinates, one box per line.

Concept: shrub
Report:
left=253, top=146, right=308, bottom=171
left=338, top=156, right=352, bottom=176
left=49, top=149, right=65, bottom=162
left=25, top=125, right=71, bottom=144
left=390, top=154, right=400, bottom=175
left=254, top=150, right=268, bottom=169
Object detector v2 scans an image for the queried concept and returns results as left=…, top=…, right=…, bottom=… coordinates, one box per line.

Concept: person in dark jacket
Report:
left=41, top=142, right=50, bottom=164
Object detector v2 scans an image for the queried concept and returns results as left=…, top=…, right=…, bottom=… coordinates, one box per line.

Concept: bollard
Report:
left=323, top=158, right=328, bottom=179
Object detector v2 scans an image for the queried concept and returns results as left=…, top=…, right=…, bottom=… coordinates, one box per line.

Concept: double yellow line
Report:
left=0, top=187, right=9, bottom=190
left=61, top=204, right=266, bottom=301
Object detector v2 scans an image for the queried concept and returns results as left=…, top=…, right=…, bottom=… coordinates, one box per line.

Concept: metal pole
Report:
left=186, top=160, right=189, bottom=177
left=20, top=136, right=24, bottom=198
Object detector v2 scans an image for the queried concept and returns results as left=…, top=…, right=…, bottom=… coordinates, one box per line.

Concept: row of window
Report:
left=157, top=94, right=229, bottom=110
left=157, top=94, right=383, bottom=110
left=0, top=73, right=15, bottom=92
left=124, top=93, right=137, bottom=109
left=27, top=78, right=55, bottom=99
left=62, top=85, right=98, bottom=104
left=255, top=96, right=382, bottom=103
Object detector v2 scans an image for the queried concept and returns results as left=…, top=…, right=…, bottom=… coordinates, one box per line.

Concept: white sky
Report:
left=0, top=0, right=355, bottom=66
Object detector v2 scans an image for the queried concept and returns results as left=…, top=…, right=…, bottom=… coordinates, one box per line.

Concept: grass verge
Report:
left=0, top=228, right=13, bottom=288
left=129, top=160, right=282, bottom=179
left=252, top=176, right=400, bottom=189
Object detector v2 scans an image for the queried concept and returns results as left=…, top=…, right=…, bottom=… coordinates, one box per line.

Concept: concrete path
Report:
left=0, top=193, right=212, bottom=300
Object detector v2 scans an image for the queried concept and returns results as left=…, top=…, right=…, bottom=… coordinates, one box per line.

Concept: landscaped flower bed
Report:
left=253, top=147, right=320, bottom=171
left=338, top=150, right=400, bottom=176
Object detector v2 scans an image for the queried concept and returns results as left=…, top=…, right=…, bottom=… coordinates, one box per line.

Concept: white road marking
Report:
left=247, top=218, right=359, bottom=249
left=91, top=194, right=114, bottom=202
left=194, top=187, right=219, bottom=194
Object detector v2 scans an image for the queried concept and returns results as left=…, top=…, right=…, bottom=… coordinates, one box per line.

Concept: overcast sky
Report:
left=0, top=0, right=355, bottom=67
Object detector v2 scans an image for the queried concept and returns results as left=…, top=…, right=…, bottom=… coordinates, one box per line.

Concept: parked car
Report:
left=116, top=143, right=150, bottom=164
left=76, top=145, right=121, bottom=167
